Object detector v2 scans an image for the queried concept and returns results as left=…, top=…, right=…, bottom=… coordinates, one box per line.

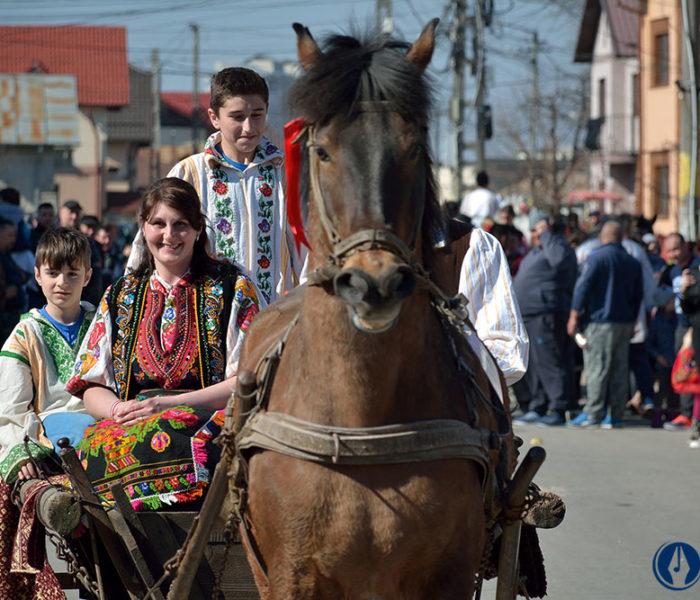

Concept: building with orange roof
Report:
left=0, top=25, right=129, bottom=216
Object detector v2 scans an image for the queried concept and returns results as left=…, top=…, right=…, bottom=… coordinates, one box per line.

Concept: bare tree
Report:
left=496, top=71, right=589, bottom=213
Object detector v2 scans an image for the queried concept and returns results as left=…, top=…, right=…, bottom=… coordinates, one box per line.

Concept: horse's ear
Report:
left=651, top=214, right=657, bottom=225
left=293, top=23, right=322, bottom=71
left=406, top=18, right=439, bottom=71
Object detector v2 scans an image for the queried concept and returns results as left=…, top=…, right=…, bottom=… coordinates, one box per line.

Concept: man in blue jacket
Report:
left=567, top=220, right=643, bottom=428
left=513, top=215, right=578, bottom=426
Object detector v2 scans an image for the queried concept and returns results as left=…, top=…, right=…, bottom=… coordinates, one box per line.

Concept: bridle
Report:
left=300, top=105, right=426, bottom=279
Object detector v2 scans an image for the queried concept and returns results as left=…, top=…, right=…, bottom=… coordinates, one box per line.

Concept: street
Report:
left=482, top=413, right=700, bottom=599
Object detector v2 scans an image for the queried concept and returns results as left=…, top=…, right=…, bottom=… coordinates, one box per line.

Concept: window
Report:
left=652, top=19, right=669, bottom=87
left=598, top=78, right=606, bottom=118
left=651, top=152, right=670, bottom=217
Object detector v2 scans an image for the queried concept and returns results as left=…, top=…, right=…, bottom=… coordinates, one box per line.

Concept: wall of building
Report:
left=588, top=8, right=638, bottom=210
left=639, top=1, right=681, bottom=234
left=54, top=107, right=108, bottom=216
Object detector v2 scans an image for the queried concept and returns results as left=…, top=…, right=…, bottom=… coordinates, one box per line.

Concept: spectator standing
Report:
left=646, top=286, right=679, bottom=428
left=459, top=170, right=500, bottom=229
left=29, top=202, right=56, bottom=252
left=642, top=233, right=667, bottom=282
left=94, top=224, right=123, bottom=287
left=59, top=202, right=103, bottom=305
left=0, top=188, right=30, bottom=250
left=659, top=232, right=700, bottom=430
left=512, top=216, right=577, bottom=426
left=567, top=221, right=643, bottom=428
left=0, top=218, right=28, bottom=344
left=58, top=200, right=81, bottom=230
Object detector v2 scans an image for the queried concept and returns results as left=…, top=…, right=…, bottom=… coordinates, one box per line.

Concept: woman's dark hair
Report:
left=132, top=177, right=215, bottom=279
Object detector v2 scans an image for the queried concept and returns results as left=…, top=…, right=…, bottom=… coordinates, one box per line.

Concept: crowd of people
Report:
left=460, top=171, right=700, bottom=449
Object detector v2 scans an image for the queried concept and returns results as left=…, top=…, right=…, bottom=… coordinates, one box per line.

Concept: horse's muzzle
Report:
left=333, top=264, right=415, bottom=333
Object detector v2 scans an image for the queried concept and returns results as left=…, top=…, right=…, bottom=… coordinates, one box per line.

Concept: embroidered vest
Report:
left=106, top=262, right=238, bottom=400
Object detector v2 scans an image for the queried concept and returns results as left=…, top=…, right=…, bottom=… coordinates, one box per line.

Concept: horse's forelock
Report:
left=291, top=29, right=445, bottom=256
left=289, top=32, right=432, bottom=127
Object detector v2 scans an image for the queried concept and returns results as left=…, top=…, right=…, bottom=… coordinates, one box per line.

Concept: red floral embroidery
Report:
left=258, top=256, right=270, bottom=269
left=260, top=183, right=272, bottom=197
left=213, top=180, right=227, bottom=195
left=88, top=321, right=106, bottom=349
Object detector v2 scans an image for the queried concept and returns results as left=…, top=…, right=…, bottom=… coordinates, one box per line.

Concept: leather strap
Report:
left=237, top=411, right=495, bottom=475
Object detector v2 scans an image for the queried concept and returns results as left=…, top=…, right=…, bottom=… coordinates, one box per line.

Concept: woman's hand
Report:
left=112, top=396, right=171, bottom=427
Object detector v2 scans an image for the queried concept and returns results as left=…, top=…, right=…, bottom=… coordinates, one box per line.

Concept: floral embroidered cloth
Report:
left=0, top=303, right=95, bottom=482
left=68, top=264, right=258, bottom=400
left=76, top=402, right=224, bottom=511
left=0, top=478, right=64, bottom=600
left=67, top=262, right=259, bottom=510
left=126, top=132, right=300, bottom=304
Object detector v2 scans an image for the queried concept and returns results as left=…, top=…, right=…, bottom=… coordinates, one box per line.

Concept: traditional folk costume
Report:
left=0, top=303, right=95, bottom=483
left=67, top=261, right=259, bottom=511
left=127, top=133, right=299, bottom=305
left=0, top=303, right=95, bottom=600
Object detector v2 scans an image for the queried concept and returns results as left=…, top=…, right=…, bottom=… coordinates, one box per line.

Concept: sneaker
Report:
left=566, top=412, right=602, bottom=428
left=663, top=414, right=693, bottom=431
left=642, top=398, right=655, bottom=418
left=600, top=414, right=622, bottom=429
left=513, top=410, right=543, bottom=424
left=536, top=412, right=566, bottom=427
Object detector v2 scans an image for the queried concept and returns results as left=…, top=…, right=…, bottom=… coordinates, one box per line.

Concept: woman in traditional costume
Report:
left=67, top=177, right=259, bottom=511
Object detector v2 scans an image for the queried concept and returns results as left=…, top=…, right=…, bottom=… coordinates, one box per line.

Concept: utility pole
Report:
left=450, top=0, right=467, bottom=204
left=473, top=0, right=486, bottom=171
left=529, top=31, right=539, bottom=206
left=680, top=0, right=698, bottom=241
left=190, top=23, right=200, bottom=156
left=151, top=48, right=161, bottom=184
left=376, top=0, right=393, bottom=34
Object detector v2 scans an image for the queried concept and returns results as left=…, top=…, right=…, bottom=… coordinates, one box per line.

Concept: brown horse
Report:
left=232, top=21, right=514, bottom=600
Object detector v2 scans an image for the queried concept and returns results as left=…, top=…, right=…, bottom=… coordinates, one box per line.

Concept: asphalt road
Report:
left=481, top=413, right=700, bottom=599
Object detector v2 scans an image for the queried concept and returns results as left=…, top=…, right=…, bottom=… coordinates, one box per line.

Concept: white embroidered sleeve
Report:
left=458, top=228, right=529, bottom=386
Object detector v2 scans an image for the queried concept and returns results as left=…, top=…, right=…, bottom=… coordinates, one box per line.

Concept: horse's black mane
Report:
left=290, top=29, right=445, bottom=252
left=289, top=32, right=432, bottom=127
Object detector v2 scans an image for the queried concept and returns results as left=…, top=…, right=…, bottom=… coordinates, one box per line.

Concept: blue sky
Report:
left=3, top=0, right=587, bottom=161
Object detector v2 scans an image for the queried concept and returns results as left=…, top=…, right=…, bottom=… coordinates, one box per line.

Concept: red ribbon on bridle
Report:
left=284, top=117, right=311, bottom=254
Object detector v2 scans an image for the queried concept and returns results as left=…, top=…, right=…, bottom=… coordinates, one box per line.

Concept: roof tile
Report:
left=0, top=25, right=129, bottom=106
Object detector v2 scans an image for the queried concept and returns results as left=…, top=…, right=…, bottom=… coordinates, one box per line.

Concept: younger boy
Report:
left=0, top=227, right=96, bottom=483
left=127, top=67, right=299, bottom=304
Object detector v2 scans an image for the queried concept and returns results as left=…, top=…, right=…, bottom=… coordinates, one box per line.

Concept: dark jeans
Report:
left=629, top=342, right=655, bottom=400
left=520, top=312, right=573, bottom=415
left=654, top=364, right=679, bottom=411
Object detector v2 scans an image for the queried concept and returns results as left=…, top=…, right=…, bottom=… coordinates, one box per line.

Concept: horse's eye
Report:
left=315, top=146, right=331, bottom=162
left=408, top=144, right=421, bottom=161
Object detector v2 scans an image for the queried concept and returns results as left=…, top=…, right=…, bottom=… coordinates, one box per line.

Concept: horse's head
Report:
left=290, top=20, right=443, bottom=333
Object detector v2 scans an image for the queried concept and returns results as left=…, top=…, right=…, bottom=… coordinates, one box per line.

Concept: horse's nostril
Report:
left=333, top=269, right=371, bottom=304
left=383, top=266, right=415, bottom=300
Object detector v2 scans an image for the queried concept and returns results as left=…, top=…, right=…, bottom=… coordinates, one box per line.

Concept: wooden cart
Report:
left=44, top=439, right=260, bottom=600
